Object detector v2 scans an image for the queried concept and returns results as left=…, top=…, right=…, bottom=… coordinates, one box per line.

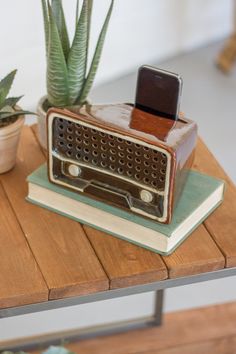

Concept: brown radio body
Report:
left=47, top=104, right=198, bottom=224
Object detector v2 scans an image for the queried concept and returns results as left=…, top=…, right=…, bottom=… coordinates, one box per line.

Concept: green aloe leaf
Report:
left=67, top=0, right=89, bottom=104
left=78, top=0, right=114, bottom=104
left=41, top=0, right=49, bottom=57
left=0, top=110, right=33, bottom=121
left=51, top=0, right=70, bottom=60
left=84, top=0, right=93, bottom=76
left=0, top=70, right=17, bottom=108
left=0, top=105, right=15, bottom=114
left=47, top=1, right=69, bottom=107
left=1, top=96, right=24, bottom=110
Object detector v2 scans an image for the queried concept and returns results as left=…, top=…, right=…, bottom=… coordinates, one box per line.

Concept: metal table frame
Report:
left=1, top=267, right=236, bottom=351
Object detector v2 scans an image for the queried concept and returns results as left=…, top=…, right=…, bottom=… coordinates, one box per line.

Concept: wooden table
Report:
left=0, top=125, right=236, bottom=350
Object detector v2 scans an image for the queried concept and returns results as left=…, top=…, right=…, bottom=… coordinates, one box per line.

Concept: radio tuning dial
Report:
left=68, top=164, right=82, bottom=177
left=140, top=190, right=153, bottom=203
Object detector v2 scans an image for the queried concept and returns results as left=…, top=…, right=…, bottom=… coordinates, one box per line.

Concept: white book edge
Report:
left=27, top=183, right=224, bottom=254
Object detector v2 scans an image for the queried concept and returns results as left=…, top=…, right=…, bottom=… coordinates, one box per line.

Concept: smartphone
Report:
left=134, top=65, right=183, bottom=121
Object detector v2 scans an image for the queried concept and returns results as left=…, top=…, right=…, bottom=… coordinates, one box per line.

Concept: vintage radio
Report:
left=47, top=104, right=197, bottom=224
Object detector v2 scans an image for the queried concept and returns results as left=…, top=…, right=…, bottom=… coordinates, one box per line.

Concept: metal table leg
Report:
left=153, top=290, right=164, bottom=326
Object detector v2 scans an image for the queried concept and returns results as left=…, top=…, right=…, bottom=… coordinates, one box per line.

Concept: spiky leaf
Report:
left=0, top=110, right=33, bottom=121
left=78, top=0, right=114, bottom=104
left=1, top=96, right=23, bottom=110
left=0, top=105, right=15, bottom=114
left=0, top=70, right=17, bottom=108
left=51, top=0, right=70, bottom=60
left=47, top=1, right=69, bottom=107
left=84, top=0, right=93, bottom=76
left=67, top=0, right=88, bottom=104
left=41, top=0, right=49, bottom=57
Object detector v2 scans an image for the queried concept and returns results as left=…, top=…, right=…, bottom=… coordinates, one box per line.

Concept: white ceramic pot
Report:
left=0, top=115, right=25, bottom=174
left=37, top=95, right=48, bottom=150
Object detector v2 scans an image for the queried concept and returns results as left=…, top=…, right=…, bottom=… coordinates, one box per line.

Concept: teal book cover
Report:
left=26, top=164, right=225, bottom=255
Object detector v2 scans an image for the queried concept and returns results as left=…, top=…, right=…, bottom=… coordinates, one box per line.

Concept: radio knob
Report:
left=140, top=190, right=153, bottom=203
left=68, top=164, right=82, bottom=177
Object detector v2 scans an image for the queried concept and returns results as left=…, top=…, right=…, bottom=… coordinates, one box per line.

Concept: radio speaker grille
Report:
left=53, top=117, right=168, bottom=190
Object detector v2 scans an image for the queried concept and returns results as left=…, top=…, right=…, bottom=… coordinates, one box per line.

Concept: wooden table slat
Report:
left=0, top=182, right=48, bottom=308
left=84, top=226, right=168, bottom=289
left=163, top=224, right=225, bottom=278
left=193, top=139, right=236, bottom=267
left=0, top=127, right=109, bottom=300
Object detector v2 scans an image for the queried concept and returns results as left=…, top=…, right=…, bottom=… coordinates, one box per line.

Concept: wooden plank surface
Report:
left=84, top=226, right=168, bottom=289
left=0, top=126, right=109, bottom=300
left=84, top=222, right=225, bottom=282
left=0, top=182, right=48, bottom=308
left=193, top=139, right=236, bottom=267
left=163, top=224, right=225, bottom=278
left=144, top=338, right=236, bottom=354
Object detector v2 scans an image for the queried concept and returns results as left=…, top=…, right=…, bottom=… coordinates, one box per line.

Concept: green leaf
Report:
left=41, top=0, right=49, bottom=57
left=0, top=70, right=17, bottom=108
left=0, top=110, right=34, bottom=121
left=85, top=0, right=93, bottom=76
left=0, top=96, right=23, bottom=110
left=78, top=0, right=114, bottom=104
left=67, top=0, right=89, bottom=104
left=0, top=105, right=15, bottom=114
left=47, top=1, right=69, bottom=107
left=51, top=0, right=70, bottom=60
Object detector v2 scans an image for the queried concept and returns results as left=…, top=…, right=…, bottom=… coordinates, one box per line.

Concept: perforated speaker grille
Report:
left=53, top=117, right=168, bottom=190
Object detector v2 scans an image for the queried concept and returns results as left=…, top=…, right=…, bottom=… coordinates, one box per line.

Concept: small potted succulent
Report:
left=37, top=0, right=114, bottom=149
left=0, top=70, right=33, bottom=174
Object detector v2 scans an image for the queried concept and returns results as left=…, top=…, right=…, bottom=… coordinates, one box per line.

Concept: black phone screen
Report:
left=135, top=66, right=182, bottom=120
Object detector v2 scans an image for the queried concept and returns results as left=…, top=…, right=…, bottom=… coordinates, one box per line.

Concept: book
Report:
left=26, top=164, right=225, bottom=255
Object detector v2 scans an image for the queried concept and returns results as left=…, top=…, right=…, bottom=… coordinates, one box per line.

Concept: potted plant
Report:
left=0, top=70, right=33, bottom=174
left=37, top=0, right=114, bottom=149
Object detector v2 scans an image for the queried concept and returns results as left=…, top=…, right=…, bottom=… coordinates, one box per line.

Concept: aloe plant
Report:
left=41, top=0, right=114, bottom=108
left=0, top=70, right=33, bottom=127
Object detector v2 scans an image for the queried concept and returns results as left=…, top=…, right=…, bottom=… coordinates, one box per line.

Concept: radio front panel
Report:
left=48, top=112, right=172, bottom=222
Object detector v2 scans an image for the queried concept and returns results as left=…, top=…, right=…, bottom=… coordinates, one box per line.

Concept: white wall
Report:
left=0, top=0, right=233, bottom=110
left=0, top=0, right=234, bottom=343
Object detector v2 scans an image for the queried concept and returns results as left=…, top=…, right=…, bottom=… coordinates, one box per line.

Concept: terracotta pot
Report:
left=0, top=114, right=25, bottom=174
left=37, top=95, right=48, bottom=150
